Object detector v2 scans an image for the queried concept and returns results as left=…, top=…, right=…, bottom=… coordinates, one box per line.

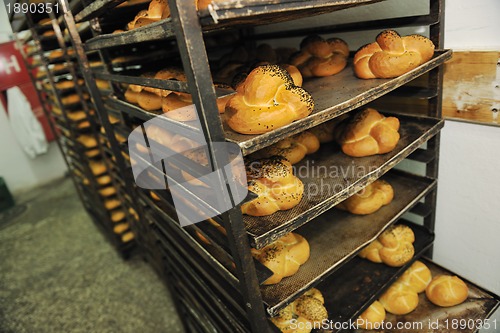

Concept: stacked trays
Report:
left=33, top=0, right=500, bottom=332
left=12, top=6, right=139, bottom=258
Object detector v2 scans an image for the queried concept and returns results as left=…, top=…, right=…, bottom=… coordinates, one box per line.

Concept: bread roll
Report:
left=379, top=282, right=419, bottom=315
left=397, top=261, right=432, bottom=293
left=226, top=65, right=314, bottom=134
left=358, top=239, right=383, bottom=263
left=271, top=288, right=328, bottom=333
left=241, top=157, right=304, bottom=216
left=138, top=90, right=162, bottom=111
left=426, top=275, right=469, bottom=307
left=251, top=233, right=310, bottom=285
left=111, top=210, right=126, bottom=222
left=337, top=108, right=400, bottom=157
left=359, top=225, right=415, bottom=267
left=309, top=114, right=348, bottom=144
left=336, top=179, right=394, bottom=215
left=354, top=30, right=435, bottom=79
left=252, top=131, right=320, bottom=165
left=357, top=301, right=386, bottom=329
left=290, top=35, right=349, bottom=78
left=104, top=198, right=121, bottom=210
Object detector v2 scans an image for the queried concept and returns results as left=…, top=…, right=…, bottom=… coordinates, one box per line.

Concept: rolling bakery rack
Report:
left=9, top=1, right=139, bottom=258
left=11, top=0, right=500, bottom=332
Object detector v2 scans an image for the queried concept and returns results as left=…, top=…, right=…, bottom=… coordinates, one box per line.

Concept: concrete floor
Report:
left=0, top=176, right=184, bottom=333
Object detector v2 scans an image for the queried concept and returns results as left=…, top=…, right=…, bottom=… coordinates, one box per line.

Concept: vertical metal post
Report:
left=168, top=1, right=270, bottom=331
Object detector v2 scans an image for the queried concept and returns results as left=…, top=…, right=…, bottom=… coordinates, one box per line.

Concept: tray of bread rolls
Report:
left=260, top=170, right=436, bottom=315
left=351, top=259, right=500, bottom=333
left=245, top=112, right=443, bottom=249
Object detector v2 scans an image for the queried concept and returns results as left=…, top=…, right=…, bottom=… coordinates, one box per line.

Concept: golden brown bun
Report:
left=360, top=225, right=415, bottom=267
left=77, top=135, right=98, bottom=148
left=251, top=233, right=310, bottom=285
left=358, top=239, right=383, bottom=263
left=113, top=223, right=129, bottom=234
left=378, top=225, right=415, bottom=267
left=336, top=179, right=394, bottom=215
left=111, top=210, right=126, bottom=222
left=105, top=198, right=121, bottom=210
left=121, top=231, right=135, bottom=242
left=124, top=87, right=140, bottom=104
left=357, top=301, right=386, bottom=330
left=426, top=275, right=469, bottom=307
left=397, top=260, right=432, bottom=293
left=379, top=281, right=419, bottom=315
left=89, top=160, right=107, bottom=176
left=226, top=65, right=314, bottom=134
left=290, top=35, right=349, bottom=78
left=271, top=288, right=328, bottom=333
left=354, top=30, right=435, bottom=79
left=127, top=0, right=170, bottom=30
left=99, top=186, right=117, bottom=197
left=309, top=114, right=348, bottom=144
left=67, top=111, right=87, bottom=122
left=96, top=79, right=111, bottom=90
left=97, top=175, right=112, bottom=186
left=242, top=157, right=304, bottom=216
left=138, top=90, right=163, bottom=111
left=62, top=93, right=88, bottom=105
left=337, top=108, right=400, bottom=157
left=280, top=64, right=303, bottom=87
left=252, top=131, right=319, bottom=165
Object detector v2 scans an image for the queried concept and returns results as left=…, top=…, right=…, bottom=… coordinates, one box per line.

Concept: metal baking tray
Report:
left=246, top=113, right=443, bottom=250
left=353, top=259, right=500, bottom=333
left=83, top=0, right=382, bottom=49
left=225, top=50, right=451, bottom=155
left=262, top=171, right=436, bottom=315
left=312, top=221, right=433, bottom=331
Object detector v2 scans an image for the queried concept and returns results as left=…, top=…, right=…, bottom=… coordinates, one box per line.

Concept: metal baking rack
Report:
left=38, top=0, right=500, bottom=332
left=11, top=5, right=138, bottom=258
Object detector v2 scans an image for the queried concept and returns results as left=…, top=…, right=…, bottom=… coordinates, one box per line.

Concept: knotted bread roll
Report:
left=251, top=233, right=310, bottom=285
left=354, top=30, right=435, bottom=79
left=426, top=275, right=469, bottom=307
left=356, top=300, right=386, bottom=329
left=309, top=114, right=348, bottom=144
left=359, top=224, right=415, bottom=267
left=379, top=281, right=419, bottom=315
left=242, top=157, right=304, bottom=216
left=271, top=288, right=328, bottom=333
left=252, top=131, right=320, bottom=165
left=397, top=260, right=432, bottom=293
left=225, top=65, right=314, bottom=134
left=336, top=179, right=394, bottom=215
left=290, top=35, right=349, bottom=78
left=337, top=108, right=400, bottom=157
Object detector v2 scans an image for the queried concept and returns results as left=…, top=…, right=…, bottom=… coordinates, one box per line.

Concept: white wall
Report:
left=0, top=4, right=67, bottom=194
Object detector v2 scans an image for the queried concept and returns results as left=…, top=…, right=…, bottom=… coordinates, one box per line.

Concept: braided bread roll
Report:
left=379, top=281, right=419, bottom=315
left=225, top=65, right=314, bottom=134
left=242, top=157, right=304, bottom=216
left=337, top=108, right=400, bottom=157
left=271, top=288, right=328, bottom=333
left=426, top=275, right=469, bottom=307
left=354, top=30, right=435, bottom=79
left=290, top=35, right=349, bottom=78
left=251, top=233, right=310, bottom=285
left=359, top=224, right=415, bottom=267
left=336, top=179, right=394, bottom=215
left=252, top=131, right=320, bottom=165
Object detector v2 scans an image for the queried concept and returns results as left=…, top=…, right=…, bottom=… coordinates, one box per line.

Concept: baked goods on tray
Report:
left=379, top=280, right=419, bottom=315
left=359, top=224, right=415, bottom=267
left=426, top=275, right=469, bottom=307
left=336, top=179, right=394, bottom=215
left=251, top=131, right=320, bottom=165
left=271, top=288, right=328, bottom=333
left=242, top=157, right=304, bottom=216
left=251, top=232, right=310, bottom=285
left=337, top=108, right=400, bottom=157
left=225, top=65, right=314, bottom=134
left=396, top=260, right=432, bottom=293
left=356, top=300, right=386, bottom=329
left=354, top=30, right=435, bottom=79
left=290, top=35, right=349, bottom=78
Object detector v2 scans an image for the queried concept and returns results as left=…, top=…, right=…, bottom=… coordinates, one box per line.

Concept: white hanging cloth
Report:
left=6, top=86, right=48, bottom=158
